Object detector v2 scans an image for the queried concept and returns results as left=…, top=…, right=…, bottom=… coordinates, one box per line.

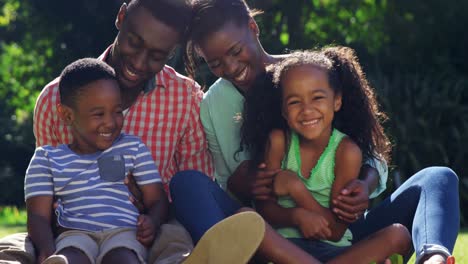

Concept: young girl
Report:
left=249, top=47, right=410, bottom=263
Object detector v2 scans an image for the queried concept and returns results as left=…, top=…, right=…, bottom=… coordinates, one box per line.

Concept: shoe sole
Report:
left=42, top=255, right=69, bottom=264
left=183, top=211, right=265, bottom=264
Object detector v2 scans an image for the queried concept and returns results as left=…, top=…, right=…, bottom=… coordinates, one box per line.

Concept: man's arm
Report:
left=176, top=83, right=214, bottom=176
left=33, top=79, right=62, bottom=147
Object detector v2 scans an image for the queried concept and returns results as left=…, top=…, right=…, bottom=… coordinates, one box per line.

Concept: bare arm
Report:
left=327, top=137, right=363, bottom=241
left=136, top=182, right=169, bottom=247
left=26, top=196, right=55, bottom=263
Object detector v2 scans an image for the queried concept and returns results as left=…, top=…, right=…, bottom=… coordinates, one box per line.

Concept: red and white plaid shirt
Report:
left=33, top=46, right=214, bottom=192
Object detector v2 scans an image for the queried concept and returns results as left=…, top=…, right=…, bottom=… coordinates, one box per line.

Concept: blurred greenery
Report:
left=0, top=0, right=466, bottom=226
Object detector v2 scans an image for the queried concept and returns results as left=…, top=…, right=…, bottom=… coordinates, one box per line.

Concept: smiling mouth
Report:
left=99, top=133, right=113, bottom=138
left=301, top=119, right=319, bottom=126
left=233, top=67, right=248, bottom=83
left=123, top=64, right=140, bottom=82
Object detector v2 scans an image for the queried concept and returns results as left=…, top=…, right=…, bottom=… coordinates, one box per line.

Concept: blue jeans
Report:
left=170, top=170, right=241, bottom=243
left=349, top=166, right=459, bottom=260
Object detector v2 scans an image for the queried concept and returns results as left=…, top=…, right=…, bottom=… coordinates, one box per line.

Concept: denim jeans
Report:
left=170, top=170, right=241, bottom=243
left=349, top=166, right=459, bottom=261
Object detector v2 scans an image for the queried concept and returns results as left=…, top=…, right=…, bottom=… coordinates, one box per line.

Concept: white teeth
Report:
left=302, top=119, right=319, bottom=126
left=235, top=68, right=248, bottom=82
left=125, top=67, right=137, bottom=77
left=100, top=133, right=112, bottom=137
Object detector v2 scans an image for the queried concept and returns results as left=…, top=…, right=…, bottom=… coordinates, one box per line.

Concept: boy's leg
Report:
left=0, top=233, right=35, bottom=264
left=349, top=167, right=459, bottom=261
left=328, top=224, right=411, bottom=264
left=97, top=228, right=146, bottom=264
left=54, top=230, right=97, bottom=264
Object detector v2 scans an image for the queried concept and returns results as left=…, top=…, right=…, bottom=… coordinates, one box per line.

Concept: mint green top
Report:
left=277, top=129, right=353, bottom=246
left=200, top=77, right=388, bottom=196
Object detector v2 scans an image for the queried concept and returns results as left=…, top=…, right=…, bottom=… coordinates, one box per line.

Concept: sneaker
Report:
left=183, top=211, right=265, bottom=264
left=42, top=254, right=68, bottom=264
left=447, top=255, right=455, bottom=264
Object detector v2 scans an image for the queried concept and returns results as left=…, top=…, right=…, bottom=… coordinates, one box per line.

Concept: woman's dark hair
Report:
left=242, top=46, right=391, bottom=165
left=238, top=72, right=288, bottom=166
left=184, top=0, right=262, bottom=80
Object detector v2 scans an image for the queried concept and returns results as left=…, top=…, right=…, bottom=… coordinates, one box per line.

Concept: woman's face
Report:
left=196, top=20, right=266, bottom=92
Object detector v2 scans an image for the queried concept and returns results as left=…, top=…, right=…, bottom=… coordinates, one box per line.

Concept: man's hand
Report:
left=294, top=208, right=332, bottom=240
left=125, top=172, right=145, bottom=214
left=332, top=179, right=369, bottom=223
left=250, top=163, right=280, bottom=201
left=136, top=214, right=156, bottom=247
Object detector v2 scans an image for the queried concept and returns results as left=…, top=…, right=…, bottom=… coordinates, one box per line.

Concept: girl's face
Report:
left=281, top=65, right=342, bottom=142
left=196, top=19, right=266, bottom=92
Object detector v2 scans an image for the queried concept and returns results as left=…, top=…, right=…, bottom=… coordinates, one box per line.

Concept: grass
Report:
left=0, top=206, right=466, bottom=262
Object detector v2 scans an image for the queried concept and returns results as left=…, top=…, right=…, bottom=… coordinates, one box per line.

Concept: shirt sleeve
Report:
left=133, top=139, right=162, bottom=186
left=33, top=82, right=60, bottom=147
left=175, top=82, right=214, bottom=178
left=24, top=147, right=54, bottom=200
left=364, top=157, right=388, bottom=198
left=200, top=95, right=231, bottom=189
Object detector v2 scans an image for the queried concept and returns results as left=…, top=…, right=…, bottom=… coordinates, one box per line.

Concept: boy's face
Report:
left=60, top=79, right=124, bottom=154
left=110, top=4, right=181, bottom=92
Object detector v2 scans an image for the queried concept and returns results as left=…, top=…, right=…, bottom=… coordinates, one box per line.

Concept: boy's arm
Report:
left=326, top=137, right=363, bottom=241
left=26, top=196, right=55, bottom=262
left=137, top=183, right=169, bottom=246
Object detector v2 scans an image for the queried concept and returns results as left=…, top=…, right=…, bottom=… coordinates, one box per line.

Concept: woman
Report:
left=170, top=0, right=459, bottom=263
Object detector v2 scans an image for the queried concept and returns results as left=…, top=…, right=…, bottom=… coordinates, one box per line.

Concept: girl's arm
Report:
left=26, top=196, right=55, bottom=262
left=327, top=137, right=363, bottom=241
left=256, top=130, right=332, bottom=239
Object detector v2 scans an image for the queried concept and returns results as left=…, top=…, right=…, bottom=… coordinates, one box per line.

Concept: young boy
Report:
left=24, top=58, right=168, bottom=264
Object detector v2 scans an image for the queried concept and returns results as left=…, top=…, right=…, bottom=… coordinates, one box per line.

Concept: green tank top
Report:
left=276, top=128, right=353, bottom=247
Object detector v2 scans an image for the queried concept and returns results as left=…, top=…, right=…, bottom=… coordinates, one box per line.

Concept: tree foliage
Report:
left=0, top=0, right=467, bottom=224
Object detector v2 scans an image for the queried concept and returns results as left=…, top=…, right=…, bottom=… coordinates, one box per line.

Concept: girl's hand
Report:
left=332, top=179, right=369, bottom=223
left=295, top=208, right=332, bottom=240
left=136, top=214, right=156, bottom=247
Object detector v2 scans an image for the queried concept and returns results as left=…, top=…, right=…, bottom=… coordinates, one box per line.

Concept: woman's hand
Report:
left=125, top=172, right=146, bottom=213
left=332, top=179, right=369, bottom=223
left=250, top=163, right=280, bottom=201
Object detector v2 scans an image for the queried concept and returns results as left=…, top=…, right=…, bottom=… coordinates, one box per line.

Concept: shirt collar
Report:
left=98, top=45, right=166, bottom=94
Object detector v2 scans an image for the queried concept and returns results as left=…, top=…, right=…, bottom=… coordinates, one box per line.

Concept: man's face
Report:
left=110, top=4, right=181, bottom=91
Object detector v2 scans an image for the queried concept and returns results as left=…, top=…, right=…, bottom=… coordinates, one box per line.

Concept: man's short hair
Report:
left=59, top=58, right=116, bottom=108
left=127, top=0, right=192, bottom=36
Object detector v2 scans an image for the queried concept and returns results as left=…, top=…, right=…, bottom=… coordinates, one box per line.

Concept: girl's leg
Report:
left=170, top=170, right=320, bottom=264
left=349, top=167, right=459, bottom=262
left=328, top=224, right=411, bottom=264
left=100, top=247, right=139, bottom=264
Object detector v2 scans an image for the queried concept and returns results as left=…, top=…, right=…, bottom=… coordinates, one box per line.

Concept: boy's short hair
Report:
left=59, top=58, right=116, bottom=108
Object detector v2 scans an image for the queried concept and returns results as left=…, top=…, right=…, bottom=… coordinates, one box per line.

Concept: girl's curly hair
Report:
left=241, top=46, right=391, bottom=165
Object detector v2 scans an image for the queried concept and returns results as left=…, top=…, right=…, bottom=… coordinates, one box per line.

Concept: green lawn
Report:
left=0, top=205, right=466, bottom=262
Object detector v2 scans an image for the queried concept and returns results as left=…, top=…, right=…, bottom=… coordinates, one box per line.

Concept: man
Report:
left=0, top=1, right=263, bottom=263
